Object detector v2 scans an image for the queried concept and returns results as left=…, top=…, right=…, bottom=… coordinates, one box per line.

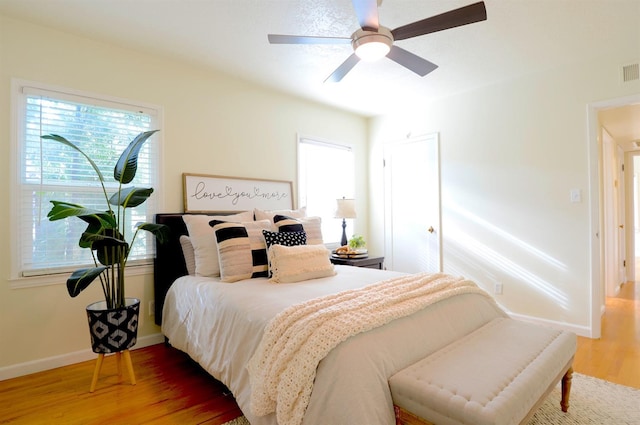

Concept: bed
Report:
left=153, top=211, right=521, bottom=425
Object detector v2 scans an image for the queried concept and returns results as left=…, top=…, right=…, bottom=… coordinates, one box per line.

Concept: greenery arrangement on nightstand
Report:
left=348, top=235, right=366, bottom=249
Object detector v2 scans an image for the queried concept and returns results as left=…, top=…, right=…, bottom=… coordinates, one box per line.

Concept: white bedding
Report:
left=162, top=265, right=507, bottom=425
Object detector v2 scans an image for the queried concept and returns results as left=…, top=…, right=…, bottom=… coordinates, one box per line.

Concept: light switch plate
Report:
left=570, top=189, right=581, bottom=203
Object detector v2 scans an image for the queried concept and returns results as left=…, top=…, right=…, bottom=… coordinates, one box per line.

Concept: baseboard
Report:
left=0, top=333, right=165, bottom=381
left=508, top=312, right=592, bottom=338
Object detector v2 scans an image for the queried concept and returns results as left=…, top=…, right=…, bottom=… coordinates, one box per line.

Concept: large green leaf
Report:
left=114, top=130, right=159, bottom=185
left=47, top=201, right=117, bottom=227
left=82, top=230, right=129, bottom=266
left=109, top=187, right=154, bottom=208
left=78, top=221, right=105, bottom=249
left=48, top=202, right=117, bottom=249
left=66, top=267, right=108, bottom=297
left=41, top=135, right=105, bottom=182
left=96, top=243, right=128, bottom=266
left=137, top=222, right=170, bottom=244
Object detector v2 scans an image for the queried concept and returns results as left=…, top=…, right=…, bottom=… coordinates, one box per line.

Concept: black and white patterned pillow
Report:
left=263, top=229, right=307, bottom=249
left=262, top=229, right=307, bottom=277
left=273, top=215, right=323, bottom=245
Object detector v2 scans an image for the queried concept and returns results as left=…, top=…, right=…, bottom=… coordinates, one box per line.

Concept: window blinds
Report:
left=18, top=85, right=160, bottom=277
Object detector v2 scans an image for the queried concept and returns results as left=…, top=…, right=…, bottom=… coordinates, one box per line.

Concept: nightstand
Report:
left=330, top=255, right=384, bottom=270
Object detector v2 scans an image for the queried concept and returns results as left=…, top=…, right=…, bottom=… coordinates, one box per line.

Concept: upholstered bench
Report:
left=389, top=317, right=576, bottom=425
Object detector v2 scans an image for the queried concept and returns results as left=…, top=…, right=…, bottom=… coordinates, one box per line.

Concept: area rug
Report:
left=222, top=373, right=640, bottom=425
left=528, top=373, right=639, bottom=424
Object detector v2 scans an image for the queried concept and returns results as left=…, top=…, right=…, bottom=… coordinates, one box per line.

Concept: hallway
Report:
left=573, top=279, right=640, bottom=388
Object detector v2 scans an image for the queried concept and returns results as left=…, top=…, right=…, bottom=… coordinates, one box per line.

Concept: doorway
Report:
left=589, top=94, right=640, bottom=338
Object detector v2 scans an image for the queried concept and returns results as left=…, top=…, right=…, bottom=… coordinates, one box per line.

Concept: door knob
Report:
left=428, top=226, right=435, bottom=233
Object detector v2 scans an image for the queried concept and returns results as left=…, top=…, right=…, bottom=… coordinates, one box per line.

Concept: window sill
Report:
left=9, top=263, right=154, bottom=290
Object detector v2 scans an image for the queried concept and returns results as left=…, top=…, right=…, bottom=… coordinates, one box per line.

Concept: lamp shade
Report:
left=335, top=198, right=357, bottom=219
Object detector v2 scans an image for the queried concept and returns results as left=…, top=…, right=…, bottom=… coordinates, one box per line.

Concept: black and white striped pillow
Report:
left=273, top=215, right=323, bottom=245
left=209, top=219, right=271, bottom=282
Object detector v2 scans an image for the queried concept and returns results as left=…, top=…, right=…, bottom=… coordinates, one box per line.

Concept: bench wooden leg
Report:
left=561, top=366, right=573, bottom=412
left=393, top=405, right=434, bottom=425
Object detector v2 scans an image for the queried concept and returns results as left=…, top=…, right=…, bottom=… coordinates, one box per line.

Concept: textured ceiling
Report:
left=1, top=0, right=638, bottom=128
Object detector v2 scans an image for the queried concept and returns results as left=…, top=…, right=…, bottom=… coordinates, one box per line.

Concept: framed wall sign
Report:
left=183, top=173, right=294, bottom=213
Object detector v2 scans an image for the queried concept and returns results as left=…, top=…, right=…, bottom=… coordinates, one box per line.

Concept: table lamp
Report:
left=335, top=197, right=356, bottom=246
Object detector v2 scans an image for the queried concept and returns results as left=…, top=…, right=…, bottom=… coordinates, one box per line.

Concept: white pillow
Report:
left=179, top=235, right=196, bottom=276
left=268, top=244, right=335, bottom=283
left=254, top=207, right=306, bottom=222
left=182, top=211, right=254, bottom=277
left=273, top=215, right=324, bottom=245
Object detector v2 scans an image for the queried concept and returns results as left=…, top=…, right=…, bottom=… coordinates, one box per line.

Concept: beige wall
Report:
left=0, top=16, right=368, bottom=376
left=368, top=55, right=640, bottom=334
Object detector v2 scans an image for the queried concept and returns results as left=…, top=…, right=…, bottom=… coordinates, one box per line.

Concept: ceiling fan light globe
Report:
left=355, top=40, right=391, bottom=61
left=351, top=28, right=393, bottom=62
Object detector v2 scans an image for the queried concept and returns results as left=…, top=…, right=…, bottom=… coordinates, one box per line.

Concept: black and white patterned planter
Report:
left=86, top=298, right=140, bottom=354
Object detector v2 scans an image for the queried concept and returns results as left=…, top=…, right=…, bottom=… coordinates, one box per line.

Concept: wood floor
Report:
left=0, top=343, right=242, bottom=425
left=1, top=282, right=638, bottom=424
left=573, top=280, right=640, bottom=389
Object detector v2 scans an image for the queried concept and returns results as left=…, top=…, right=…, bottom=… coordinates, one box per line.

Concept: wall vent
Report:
left=622, top=63, right=639, bottom=82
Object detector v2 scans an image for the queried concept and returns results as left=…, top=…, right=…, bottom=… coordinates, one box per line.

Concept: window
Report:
left=11, top=80, right=162, bottom=281
left=297, top=136, right=355, bottom=245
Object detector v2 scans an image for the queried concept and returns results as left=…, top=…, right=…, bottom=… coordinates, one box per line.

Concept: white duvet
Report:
left=162, top=265, right=507, bottom=425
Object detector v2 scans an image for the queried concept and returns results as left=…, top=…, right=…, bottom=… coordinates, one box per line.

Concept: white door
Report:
left=384, top=134, right=441, bottom=273
left=602, top=129, right=618, bottom=297
left=616, top=145, right=627, bottom=285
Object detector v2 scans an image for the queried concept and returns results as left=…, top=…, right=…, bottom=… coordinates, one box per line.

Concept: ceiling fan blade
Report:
left=352, top=0, right=379, bottom=30
left=386, top=46, right=438, bottom=77
left=268, top=34, right=351, bottom=44
left=325, top=54, right=361, bottom=83
left=391, top=1, right=487, bottom=41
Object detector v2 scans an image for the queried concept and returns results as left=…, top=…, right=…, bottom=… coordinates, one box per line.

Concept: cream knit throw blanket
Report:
left=247, top=272, right=496, bottom=425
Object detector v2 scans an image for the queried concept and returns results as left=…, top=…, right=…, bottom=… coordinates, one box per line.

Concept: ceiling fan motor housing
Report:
left=351, top=27, right=394, bottom=61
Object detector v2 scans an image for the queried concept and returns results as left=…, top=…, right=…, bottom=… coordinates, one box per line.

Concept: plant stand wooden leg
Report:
left=115, top=351, right=123, bottom=382
left=89, top=353, right=105, bottom=393
left=122, top=349, right=136, bottom=386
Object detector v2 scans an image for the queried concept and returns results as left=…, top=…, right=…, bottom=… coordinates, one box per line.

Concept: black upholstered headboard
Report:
left=154, top=212, right=237, bottom=325
left=154, top=214, right=190, bottom=325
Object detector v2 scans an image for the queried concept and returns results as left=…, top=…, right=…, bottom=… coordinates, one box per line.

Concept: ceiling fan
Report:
left=268, top=0, right=487, bottom=83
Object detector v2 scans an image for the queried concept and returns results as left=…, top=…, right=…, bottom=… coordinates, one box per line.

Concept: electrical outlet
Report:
left=494, top=283, right=503, bottom=295
left=149, top=300, right=155, bottom=316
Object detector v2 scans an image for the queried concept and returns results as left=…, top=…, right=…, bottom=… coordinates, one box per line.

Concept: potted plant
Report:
left=44, top=130, right=168, bottom=357
left=348, top=235, right=366, bottom=250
